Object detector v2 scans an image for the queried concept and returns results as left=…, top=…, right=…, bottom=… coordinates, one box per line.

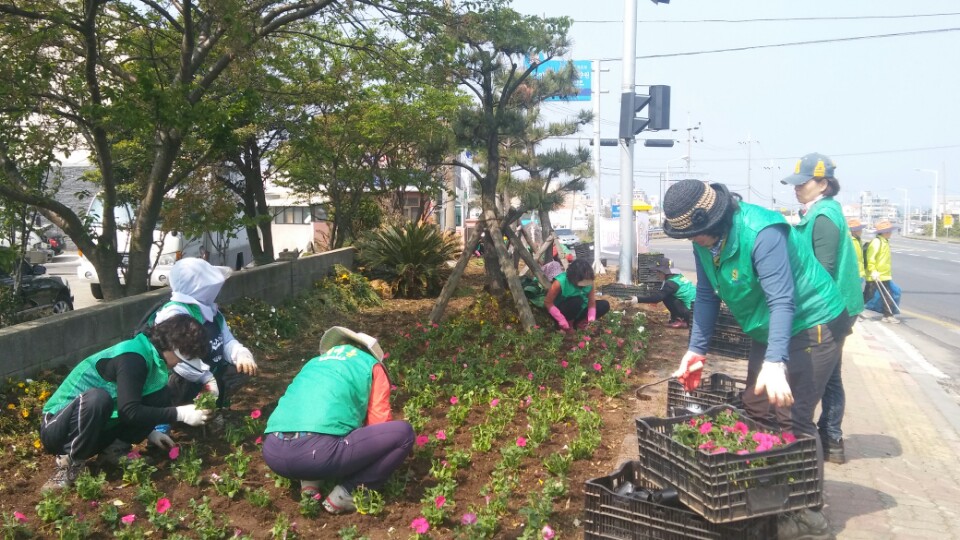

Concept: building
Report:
left=858, top=191, right=899, bottom=226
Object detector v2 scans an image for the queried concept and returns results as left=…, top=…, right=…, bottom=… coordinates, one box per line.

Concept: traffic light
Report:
left=618, top=85, right=671, bottom=140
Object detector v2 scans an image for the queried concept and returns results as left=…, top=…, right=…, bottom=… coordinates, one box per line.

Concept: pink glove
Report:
left=587, top=307, right=597, bottom=322
left=548, top=305, right=570, bottom=330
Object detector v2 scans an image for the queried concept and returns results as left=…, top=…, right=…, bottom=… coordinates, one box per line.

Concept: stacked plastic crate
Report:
left=697, top=303, right=751, bottom=361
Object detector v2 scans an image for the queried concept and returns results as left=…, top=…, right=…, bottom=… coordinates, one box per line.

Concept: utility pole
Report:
left=684, top=117, right=701, bottom=173
left=443, top=0, right=457, bottom=232
left=618, top=0, right=637, bottom=285
left=591, top=60, right=606, bottom=274
left=738, top=134, right=759, bottom=203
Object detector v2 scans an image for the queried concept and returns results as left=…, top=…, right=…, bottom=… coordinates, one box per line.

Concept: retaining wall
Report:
left=0, top=248, right=353, bottom=380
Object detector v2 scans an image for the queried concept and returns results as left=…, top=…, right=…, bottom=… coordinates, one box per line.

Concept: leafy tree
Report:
left=430, top=1, right=576, bottom=329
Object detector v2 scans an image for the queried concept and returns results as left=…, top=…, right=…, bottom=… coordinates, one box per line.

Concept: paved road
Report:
left=45, top=252, right=100, bottom=310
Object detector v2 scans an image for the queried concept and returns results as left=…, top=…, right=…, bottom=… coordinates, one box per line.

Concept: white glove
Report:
left=754, top=362, right=793, bottom=407
left=147, top=430, right=175, bottom=450
left=176, top=404, right=212, bottom=427
left=203, top=378, right=220, bottom=397
left=870, top=270, right=881, bottom=281
left=672, top=350, right=706, bottom=392
left=234, top=349, right=258, bottom=376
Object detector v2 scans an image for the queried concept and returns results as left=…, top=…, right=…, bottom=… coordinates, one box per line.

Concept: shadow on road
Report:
left=824, top=479, right=897, bottom=532
left=845, top=433, right=903, bottom=460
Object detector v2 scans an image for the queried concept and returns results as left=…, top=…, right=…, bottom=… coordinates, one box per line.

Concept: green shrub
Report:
left=356, top=221, right=460, bottom=298
left=311, top=264, right=382, bottom=312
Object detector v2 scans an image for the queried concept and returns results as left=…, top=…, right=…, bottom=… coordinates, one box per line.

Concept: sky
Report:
left=510, top=0, right=960, bottom=213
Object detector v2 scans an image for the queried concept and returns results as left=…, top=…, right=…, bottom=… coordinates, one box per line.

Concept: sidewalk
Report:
left=620, top=318, right=960, bottom=539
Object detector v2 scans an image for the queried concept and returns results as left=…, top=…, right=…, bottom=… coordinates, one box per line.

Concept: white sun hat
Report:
left=319, top=326, right=384, bottom=362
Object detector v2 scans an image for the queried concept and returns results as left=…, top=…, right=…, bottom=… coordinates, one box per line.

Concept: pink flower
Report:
left=450, top=396, right=459, bottom=405
left=617, top=338, right=625, bottom=347
left=615, top=364, right=622, bottom=370
left=155, top=498, right=171, bottom=514
left=698, top=440, right=716, bottom=450
left=583, top=405, right=592, bottom=412
left=734, top=421, right=750, bottom=435
left=542, top=524, right=556, bottom=539
left=429, top=374, right=437, bottom=381
left=527, top=372, right=534, bottom=380
left=250, top=409, right=262, bottom=419
left=783, top=432, right=797, bottom=444
left=168, top=446, right=180, bottom=460
left=390, top=384, right=397, bottom=391
left=699, top=422, right=713, bottom=435
left=436, top=430, right=447, bottom=441
left=625, top=368, right=632, bottom=376
left=737, top=449, right=750, bottom=455
left=584, top=336, right=591, bottom=341
left=121, top=514, right=136, bottom=525
left=13, top=511, right=26, bottom=522
left=517, top=437, right=527, bottom=447
left=578, top=341, right=586, bottom=349
left=255, top=436, right=263, bottom=445
left=560, top=360, right=569, bottom=368
left=490, top=398, right=500, bottom=408
left=126, top=450, right=141, bottom=460
left=313, top=492, right=323, bottom=500
left=410, top=516, right=430, bottom=534
left=435, top=495, right=446, bottom=508
left=383, top=352, right=390, bottom=360
left=415, top=435, right=430, bottom=447
left=592, top=363, right=602, bottom=371
left=461, top=512, right=477, bottom=525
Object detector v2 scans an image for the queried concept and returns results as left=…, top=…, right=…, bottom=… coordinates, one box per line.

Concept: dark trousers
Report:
left=663, top=297, right=692, bottom=324
left=262, top=421, right=415, bottom=491
left=40, top=388, right=153, bottom=460
left=167, top=361, right=248, bottom=408
left=817, top=314, right=856, bottom=441
left=863, top=280, right=895, bottom=317
left=556, top=297, right=610, bottom=326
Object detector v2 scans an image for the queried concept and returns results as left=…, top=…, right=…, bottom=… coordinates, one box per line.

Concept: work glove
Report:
left=870, top=270, right=881, bottom=281
left=203, top=378, right=220, bottom=397
left=548, top=305, right=571, bottom=331
left=754, top=361, right=793, bottom=407
left=587, top=307, right=597, bottom=323
left=672, top=350, right=706, bottom=392
left=176, top=404, right=212, bottom=427
left=234, top=349, right=258, bottom=376
left=147, top=430, right=175, bottom=450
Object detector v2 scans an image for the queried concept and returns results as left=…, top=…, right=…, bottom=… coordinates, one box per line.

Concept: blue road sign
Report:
left=611, top=204, right=620, bottom=218
left=531, top=59, right=592, bottom=102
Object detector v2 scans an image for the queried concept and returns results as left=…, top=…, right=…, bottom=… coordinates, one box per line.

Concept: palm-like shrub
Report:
left=356, top=221, right=461, bottom=299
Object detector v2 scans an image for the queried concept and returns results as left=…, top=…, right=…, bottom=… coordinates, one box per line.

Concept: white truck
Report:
left=76, top=194, right=251, bottom=299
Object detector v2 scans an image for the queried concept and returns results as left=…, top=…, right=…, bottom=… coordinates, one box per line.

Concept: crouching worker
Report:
left=39, top=315, right=212, bottom=490
left=262, top=327, right=414, bottom=514
left=544, top=258, right=610, bottom=333
left=631, top=257, right=695, bottom=328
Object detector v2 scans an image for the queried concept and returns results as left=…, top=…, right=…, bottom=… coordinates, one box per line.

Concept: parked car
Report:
left=554, top=228, right=579, bottom=246
left=0, top=262, right=74, bottom=319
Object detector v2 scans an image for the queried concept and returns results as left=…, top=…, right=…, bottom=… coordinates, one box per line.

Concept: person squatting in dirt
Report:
left=629, top=256, right=696, bottom=329
left=261, top=326, right=415, bottom=515
left=663, top=178, right=847, bottom=540
left=39, top=315, right=213, bottom=490
left=543, top=258, right=610, bottom=334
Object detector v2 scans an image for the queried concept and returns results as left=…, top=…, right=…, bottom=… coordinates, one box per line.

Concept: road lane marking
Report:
left=901, top=309, right=960, bottom=331
left=873, top=323, right=949, bottom=379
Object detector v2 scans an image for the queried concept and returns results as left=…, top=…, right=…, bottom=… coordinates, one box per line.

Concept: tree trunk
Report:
left=537, top=208, right=555, bottom=264
left=485, top=210, right=536, bottom=330
left=429, top=225, right=483, bottom=325
left=504, top=226, right=550, bottom=290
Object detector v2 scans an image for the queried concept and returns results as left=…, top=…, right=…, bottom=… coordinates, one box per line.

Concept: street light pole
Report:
left=894, top=188, right=908, bottom=236
left=917, top=168, right=939, bottom=239
left=618, top=0, right=637, bottom=284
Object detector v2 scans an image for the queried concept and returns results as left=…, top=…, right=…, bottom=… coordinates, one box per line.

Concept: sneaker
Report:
left=667, top=320, right=689, bottom=329
left=778, top=509, right=833, bottom=540
left=322, top=484, right=356, bottom=514
left=97, top=439, right=133, bottom=467
left=882, top=316, right=901, bottom=324
left=42, top=455, right=85, bottom=491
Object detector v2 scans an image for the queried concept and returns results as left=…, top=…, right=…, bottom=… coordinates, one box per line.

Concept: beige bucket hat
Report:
left=319, top=326, right=384, bottom=362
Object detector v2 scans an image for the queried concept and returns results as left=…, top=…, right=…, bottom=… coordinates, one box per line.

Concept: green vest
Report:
left=265, top=345, right=381, bottom=437
left=693, top=203, right=845, bottom=343
left=666, top=274, right=696, bottom=310
left=795, top=198, right=865, bottom=316
left=42, top=334, right=169, bottom=418
left=555, top=273, right=591, bottom=313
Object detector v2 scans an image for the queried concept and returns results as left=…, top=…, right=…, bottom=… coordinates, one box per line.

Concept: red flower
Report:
left=155, top=498, right=171, bottom=514
left=250, top=409, right=262, bottom=419
left=517, top=437, right=527, bottom=447
left=168, top=446, right=180, bottom=460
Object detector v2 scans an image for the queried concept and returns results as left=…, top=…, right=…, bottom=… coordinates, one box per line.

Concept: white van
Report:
left=76, top=194, right=251, bottom=299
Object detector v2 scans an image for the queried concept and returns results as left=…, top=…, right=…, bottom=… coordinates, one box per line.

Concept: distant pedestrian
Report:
left=782, top=152, right=864, bottom=464
left=863, top=220, right=900, bottom=323
left=847, top=218, right=866, bottom=280
left=543, top=258, right=610, bottom=333
left=630, top=257, right=695, bottom=328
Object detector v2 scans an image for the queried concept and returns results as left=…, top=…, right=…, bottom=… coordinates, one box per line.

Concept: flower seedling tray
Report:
left=667, top=373, right=746, bottom=417
left=584, top=461, right=778, bottom=540
left=635, top=405, right=821, bottom=523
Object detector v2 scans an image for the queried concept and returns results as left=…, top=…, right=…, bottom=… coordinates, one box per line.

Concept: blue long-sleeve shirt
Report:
left=688, top=225, right=795, bottom=363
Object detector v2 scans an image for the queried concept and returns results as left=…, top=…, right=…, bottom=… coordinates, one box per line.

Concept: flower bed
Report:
left=635, top=405, right=820, bottom=523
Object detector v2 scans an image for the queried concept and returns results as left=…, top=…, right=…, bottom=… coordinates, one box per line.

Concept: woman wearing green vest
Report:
left=262, top=327, right=414, bottom=515
left=631, top=257, right=696, bottom=328
left=544, top=258, right=610, bottom=333
left=39, top=315, right=212, bottom=491
left=663, top=179, right=846, bottom=540
left=783, top=152, right=865, bottom=465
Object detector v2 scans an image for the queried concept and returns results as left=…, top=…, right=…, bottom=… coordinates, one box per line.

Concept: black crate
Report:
left=584, top=461, right=778, bottom=540
left=601, top=283, right=660, bottom=300
left=574, top=243, right=594, bottom=260
left=636, top=405, right=821, bottom=523
left=667, top=373, right=746, bottom=417
left=689, top=304, right=752, bottom=360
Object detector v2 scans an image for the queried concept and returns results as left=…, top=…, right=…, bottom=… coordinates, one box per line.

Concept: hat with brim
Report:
left=874, top=220, right=899, bottom=234
left=781, top=152, right=836, bottom=185
left=319, top=326, right=384, bottom=362
left=847, top=218, right=864, bottom=232
left=652, top=257, right=674, bottom=275
left=663, top=180, right=731, bottom=239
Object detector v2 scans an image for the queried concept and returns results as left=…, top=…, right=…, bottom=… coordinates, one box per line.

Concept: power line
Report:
left=573, top=13, right=960, bottom=24
left=690, top=144, right=960, bottom=163
left=594, top=27, right=960, bottom=61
